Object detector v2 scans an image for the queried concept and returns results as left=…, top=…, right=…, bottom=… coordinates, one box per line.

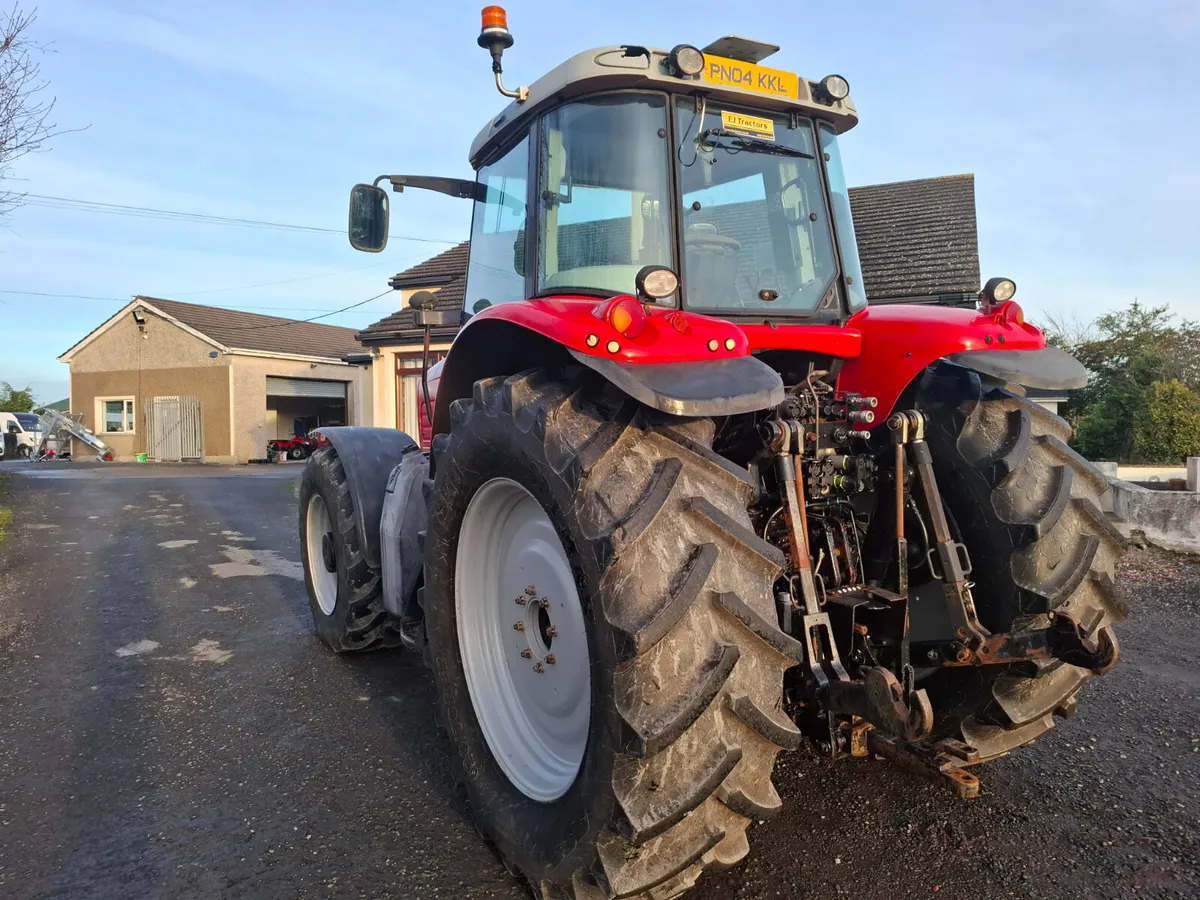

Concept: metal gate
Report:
left=145, top=396, right=203, bottom=462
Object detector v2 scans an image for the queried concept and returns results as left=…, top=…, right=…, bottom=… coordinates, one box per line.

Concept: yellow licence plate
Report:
left=703, top=55, right=800, bottom=99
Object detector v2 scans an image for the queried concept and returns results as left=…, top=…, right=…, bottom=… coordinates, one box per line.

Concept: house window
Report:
left=97, top=397, right=135, bottom=434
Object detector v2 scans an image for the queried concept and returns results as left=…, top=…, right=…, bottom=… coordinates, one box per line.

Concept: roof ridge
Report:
left=850, top=173, right=974, bottom=191
left=137, top=295, right=360, bottom=335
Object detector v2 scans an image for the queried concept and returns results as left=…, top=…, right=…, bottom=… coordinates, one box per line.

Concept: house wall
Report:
left=229, top=355, right=370, bottom=463
left=369, top=285, right=455, bottom=432
left=66, top=310, right=231, bottom=461
left=370, top=341, right=452, bottom=432
left=65, top=307, right=374, bottom=464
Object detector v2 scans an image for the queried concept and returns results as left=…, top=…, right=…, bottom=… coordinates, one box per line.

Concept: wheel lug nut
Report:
left=549, top=626, right=558, bottom=638
left=926, top=649, right=939, bottom=661
left=513, top=622, right=525, bottom=631
left=520, top=649, right=532, bottom=659
left=545, top=654, right=556, bottom=665
left=515, top=596, right=526, bottom=605
left=525, top=585, right=537, bottom=596
left=533, top=662, right=545, bottom=673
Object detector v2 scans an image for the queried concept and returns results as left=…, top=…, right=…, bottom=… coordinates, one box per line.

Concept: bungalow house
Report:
left=58, top=297, right=372, bottom=462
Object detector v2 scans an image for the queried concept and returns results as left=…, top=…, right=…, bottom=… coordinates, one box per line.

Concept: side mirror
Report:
left=348, top=184, right=389, bottom=252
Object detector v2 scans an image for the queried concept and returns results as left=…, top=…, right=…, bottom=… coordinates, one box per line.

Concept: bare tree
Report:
left=1037, top=308, right=1098, bottom=350
left=1, top=4, right=66, bottom=217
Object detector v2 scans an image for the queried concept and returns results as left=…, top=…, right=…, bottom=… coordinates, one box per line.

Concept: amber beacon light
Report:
left=478, top=7, right=529, bottom=101
left=479, top=6, right=511, bottom=45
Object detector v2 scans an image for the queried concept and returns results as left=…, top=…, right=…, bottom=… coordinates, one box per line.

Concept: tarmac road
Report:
left=0, top=463, right=1196, bottom=899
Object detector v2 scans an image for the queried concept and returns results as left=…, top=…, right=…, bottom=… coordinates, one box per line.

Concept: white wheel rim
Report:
left=456, top=477, right=591, bottom=802
left=305, top=494, right=338, bottom=615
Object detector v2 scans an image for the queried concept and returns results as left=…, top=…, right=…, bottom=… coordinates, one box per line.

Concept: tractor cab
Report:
left=351, top=20, right=867, bottom=324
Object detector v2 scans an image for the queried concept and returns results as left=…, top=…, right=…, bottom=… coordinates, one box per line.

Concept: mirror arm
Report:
left=375, top=175, right=482, bottom=201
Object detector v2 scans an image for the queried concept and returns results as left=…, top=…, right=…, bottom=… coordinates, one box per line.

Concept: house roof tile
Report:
left=141, top=296, right=364, bottom=359
left=847, top=174, right=980, bottom=302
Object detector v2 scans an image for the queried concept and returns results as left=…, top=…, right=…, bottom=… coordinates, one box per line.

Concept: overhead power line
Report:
left=0, top=288, right=392, bottom=314
left=221, top=290, right=396, bottom=330
left=21, top=193, right=461, bottom=244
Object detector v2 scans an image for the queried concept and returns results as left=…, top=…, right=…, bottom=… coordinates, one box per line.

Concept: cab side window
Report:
left=464, top=135, right=530, bottom=314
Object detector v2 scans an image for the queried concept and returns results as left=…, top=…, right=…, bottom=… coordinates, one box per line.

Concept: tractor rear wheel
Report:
left=423, top=370, right=801, bottom=900
left=914, top=363, right=1127, bottom=760
left=299, top=447, right=395, bottom=652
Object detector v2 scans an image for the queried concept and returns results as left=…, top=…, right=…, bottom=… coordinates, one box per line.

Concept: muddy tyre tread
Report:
left=920, top=364, right=1127, bottom=760
left=300, top=447, right=395, bottom=653
left=425, top=370, right=796, bottom=900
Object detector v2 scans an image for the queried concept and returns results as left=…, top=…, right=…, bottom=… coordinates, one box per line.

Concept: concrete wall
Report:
left=230, top=355, right=370, bottom=463
left=1111, top=480, right=1200, bottom=555
left=1116, top=465, right=1188, bottom=485
left=66, top=310, right=231, bottom=461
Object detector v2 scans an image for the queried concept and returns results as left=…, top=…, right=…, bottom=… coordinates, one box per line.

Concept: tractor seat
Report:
left=684, top=224, right=740, bottom=307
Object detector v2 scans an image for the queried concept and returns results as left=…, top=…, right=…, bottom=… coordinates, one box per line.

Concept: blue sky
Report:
left=2, top=0, right=1197, bottom=403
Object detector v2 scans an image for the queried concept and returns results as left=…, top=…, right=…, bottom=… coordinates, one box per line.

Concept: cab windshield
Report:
left=675, top=98, right=840, bottom=315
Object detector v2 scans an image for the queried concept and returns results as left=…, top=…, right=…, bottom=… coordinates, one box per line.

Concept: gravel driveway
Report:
left=0, top=464, right=1195, bottom=899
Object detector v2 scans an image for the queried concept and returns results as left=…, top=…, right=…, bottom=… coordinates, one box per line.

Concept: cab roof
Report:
left=469, top=44, right=858, bottom=168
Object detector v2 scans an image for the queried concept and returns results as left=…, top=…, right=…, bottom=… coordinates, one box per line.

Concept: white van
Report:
left=0, top=412, right=42, bottom=459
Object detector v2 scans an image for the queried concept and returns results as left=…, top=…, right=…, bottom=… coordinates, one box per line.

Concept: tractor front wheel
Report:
left=423, top=370, right=801, bottom=900
left=299, top=447, right=395, bottom=652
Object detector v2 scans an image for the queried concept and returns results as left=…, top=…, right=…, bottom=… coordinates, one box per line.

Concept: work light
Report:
left=980, top=277, right=1017, bottom=305
left=818, top=74, right=850, bottom=102
left=669, top=45, right=705, bottom=77
left=635, top=265, right=679, bottom=301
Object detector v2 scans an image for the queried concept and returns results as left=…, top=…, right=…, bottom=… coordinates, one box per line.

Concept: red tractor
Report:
left=300, top=13, right=1124, bottom=899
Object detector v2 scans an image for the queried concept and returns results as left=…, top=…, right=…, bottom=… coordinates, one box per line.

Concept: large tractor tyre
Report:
left=423, top=369, right=801, bottom=900
left=914, top=363, right=1127, bottom=761
left=299, top=447, right=395, bottom=652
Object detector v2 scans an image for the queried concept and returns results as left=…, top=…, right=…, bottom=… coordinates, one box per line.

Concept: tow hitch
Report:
left=896, top=409, right=1119, bottom=677
left=774, top=405, right=1119, bottom=800
left=911, top=610, right=1119, bottom=673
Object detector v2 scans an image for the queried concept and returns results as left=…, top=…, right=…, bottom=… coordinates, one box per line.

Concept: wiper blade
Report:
left=700, top=129, right=815, bottom=159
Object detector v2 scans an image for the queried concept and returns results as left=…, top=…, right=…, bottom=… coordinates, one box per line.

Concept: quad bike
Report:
left=268, top=435, right=317, bottom=460
left=300, top=13, right=1125, bottom=899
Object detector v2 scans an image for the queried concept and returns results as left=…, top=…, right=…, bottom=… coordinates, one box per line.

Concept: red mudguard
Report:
left=837, top=302, right=1047, bottom=418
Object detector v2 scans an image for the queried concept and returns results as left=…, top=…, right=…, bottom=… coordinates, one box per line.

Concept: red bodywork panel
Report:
left=837, top=303, right=1045, bottom=418
left=469, top=295, right=754, bottom=362
left=421, top=295, right=1046, bottom=439
left=739, top=323, right=863, bottom=357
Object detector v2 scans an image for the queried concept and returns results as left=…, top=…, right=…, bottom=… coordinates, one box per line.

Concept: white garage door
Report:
left=266, top=377, right=347, bottom=399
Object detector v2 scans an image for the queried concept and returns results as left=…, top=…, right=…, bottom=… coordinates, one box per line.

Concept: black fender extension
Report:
left=945, top=346, right=1089, bottom=391
left=311, top=426, right=419, bottom=570
left=568, top=349, right=785, bottom=417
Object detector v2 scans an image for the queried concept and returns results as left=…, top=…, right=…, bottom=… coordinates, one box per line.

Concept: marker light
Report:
left=604, top=297, right=647, bottom=338
left=818, top=74, right=850, bottom=102
left=669, top=45, right=706, bottom=77
left=992, top=301, right=1025, bottom=327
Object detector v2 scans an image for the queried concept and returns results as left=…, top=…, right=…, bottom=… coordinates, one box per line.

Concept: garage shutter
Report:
left=266, top=377, right=347, bottom=399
